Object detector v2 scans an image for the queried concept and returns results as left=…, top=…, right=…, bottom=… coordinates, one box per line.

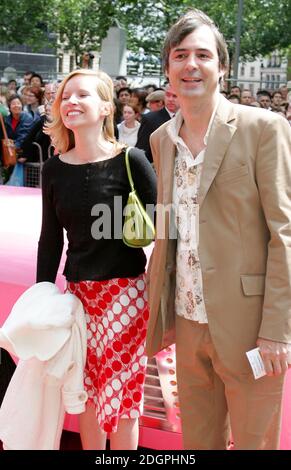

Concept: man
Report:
left=240, top=89, right=253, bottom=106
left=136, top=83, right=179, bottom=162
left=257, top=90, right=272, bottom=109
left=146, top=9, right=291, bottom=450
left=230, top=85, right=241, bottom=97
left=117, top=87, right=132, bottom=105
left=146, top=90, right=165, bottom=112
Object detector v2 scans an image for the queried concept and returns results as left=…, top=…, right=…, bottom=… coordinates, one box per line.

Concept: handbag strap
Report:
left=125, top=146, right=135, bottom=192
left=0, top=113, right=9, bottom=140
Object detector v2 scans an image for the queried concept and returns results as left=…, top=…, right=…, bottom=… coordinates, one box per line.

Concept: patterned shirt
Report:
left=167, top=106, right=217, bottom=323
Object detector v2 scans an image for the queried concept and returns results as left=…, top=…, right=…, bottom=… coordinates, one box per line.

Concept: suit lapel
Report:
left=198, top=97, right=237, bottom=207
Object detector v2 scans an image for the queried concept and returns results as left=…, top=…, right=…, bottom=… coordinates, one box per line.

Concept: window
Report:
left=266, top=74, right=270, bottom=88
left=249, top=83, right=254, bottom=95
left=240, top=66, right=245, bottom=77
left=250, top=67, right=255, bottom=78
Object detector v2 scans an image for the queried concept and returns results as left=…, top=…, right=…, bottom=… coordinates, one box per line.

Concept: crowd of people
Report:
left=0, top=64, right=290, bottom=185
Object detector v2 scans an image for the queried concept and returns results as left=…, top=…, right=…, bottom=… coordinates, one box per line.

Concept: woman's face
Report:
left=9, top=98, right=22, bottom=117
left=60, top=74, right=110, bottom=130
left=26, top=91, right=38, bottom=106
left=122, top=105, right=136, bottom=123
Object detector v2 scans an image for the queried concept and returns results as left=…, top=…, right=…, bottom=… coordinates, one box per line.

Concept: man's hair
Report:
left=162, top=9, right=229, bottom=75
left=257, top=89, right=272, bottom=99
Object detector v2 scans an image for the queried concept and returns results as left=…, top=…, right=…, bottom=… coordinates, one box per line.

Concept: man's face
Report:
left=272, top=93, right=282, bottom=107
left=258, top=95, right=271, bottom=109
left=118, top=90, right=131, bottom=105
left=167, top=25, right=224, bottom=103
left=164, top=84, right=180, bottom=113
left=241, top=91, right=252, bottom=105
left=148, top=100, right=164, bottom=112
left=24, top=74, right=32, bottom=86
left=231, top=86, right=241, bottom=97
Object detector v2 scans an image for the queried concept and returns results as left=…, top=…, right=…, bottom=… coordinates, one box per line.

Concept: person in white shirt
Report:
left=117, top=104, right=140, bottom=147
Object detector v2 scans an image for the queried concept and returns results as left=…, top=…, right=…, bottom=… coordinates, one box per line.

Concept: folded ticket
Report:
left=246, top=347, right=267, bottom=379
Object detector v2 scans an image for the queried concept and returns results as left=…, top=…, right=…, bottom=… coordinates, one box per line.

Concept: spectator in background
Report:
left=30, top=73, right=44, bottom=89
left=116, top=87, right=132, bottom=106
left=24, top=87, right=44, bottom=120
left=228, top=94, right=240, bottom=104
left=230, top=85, right=241, bottom=97
left=136, top=83, right=179, bottom=163
left=44, top=82, right=58, bottom=105
left=240, top=89, right=253, bottom=106
left=0, top=94, right=34, bottom=179
left=257, top=90, right=272, bottom=110
left=113, top=76, right=128, bottom=95
left=18, top=71, right=34, bottom=96
left=22, top=93, right=55, bottom=164
left=0, top=93, right=9, bottom=117
left=7, top=80, right=18, bottom=96
left=271, top=90, right=283, bottom=112
left=117, top=104, right=140, bottom=146
left=146, top=90, right=165, bottom=112
left=115, top=75, right=128, bottom=88
left=129, top=88, right=150, bottom=121
left=144, top=84, right=157, bottom=94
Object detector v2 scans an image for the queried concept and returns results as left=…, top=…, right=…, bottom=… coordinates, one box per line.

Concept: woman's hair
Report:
left=28, top=86, right=44, bottom=105
left=46, top=69, right=123, bottom=154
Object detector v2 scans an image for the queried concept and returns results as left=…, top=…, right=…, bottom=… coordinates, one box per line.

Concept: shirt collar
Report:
left=167, top=98, right=219, bottom=148
left=165, top=107, right=176, bottom=119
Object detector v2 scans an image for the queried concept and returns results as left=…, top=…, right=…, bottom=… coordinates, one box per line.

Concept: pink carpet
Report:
left=0, top=186, right=290, bottom=449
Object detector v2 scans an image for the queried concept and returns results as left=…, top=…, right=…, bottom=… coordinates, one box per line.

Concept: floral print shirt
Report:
left=167, top=106, right=218, bottom=323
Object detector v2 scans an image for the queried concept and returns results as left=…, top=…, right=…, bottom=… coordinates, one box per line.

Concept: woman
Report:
left=24, top=86, right=43, bottom=121
left=117, top=104, right=140, bottom=147
left=0, top=94, right=34, bottom=182
left=36, top=69, right=156, bottom=450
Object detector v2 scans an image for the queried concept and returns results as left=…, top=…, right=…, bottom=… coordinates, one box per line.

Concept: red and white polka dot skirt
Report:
left=67, top=274, right=149, bottom=433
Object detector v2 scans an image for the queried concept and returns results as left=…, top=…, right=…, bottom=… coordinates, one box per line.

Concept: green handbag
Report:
left=123, top=147, right=155, bottom=248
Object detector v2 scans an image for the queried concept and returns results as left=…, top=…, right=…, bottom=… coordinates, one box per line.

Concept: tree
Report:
left=1, top=0, right=290, bottom=77
left=56, top=0, right=118, bottom=66
left=117, top=0, right=291, bottom=75
left=0, top=0, right=56, bottom=49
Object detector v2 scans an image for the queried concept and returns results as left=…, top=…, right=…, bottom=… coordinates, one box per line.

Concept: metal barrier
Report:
left=23, top=142, right=53, bottom=188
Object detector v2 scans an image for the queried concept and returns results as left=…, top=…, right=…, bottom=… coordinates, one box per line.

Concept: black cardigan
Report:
left=36, top=147, right=157, bottom=283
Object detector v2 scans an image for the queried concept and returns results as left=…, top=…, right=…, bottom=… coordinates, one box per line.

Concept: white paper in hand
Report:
left=246, top=347, right=267, bottom=379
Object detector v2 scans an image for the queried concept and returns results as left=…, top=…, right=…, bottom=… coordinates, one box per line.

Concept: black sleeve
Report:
left=127, top=147, right=157, bottom=222
left=36, top=159, right=64, bottom=283
left=135, top=115, right=154, bottom=163
left=22, top=118, right=43, bottom=161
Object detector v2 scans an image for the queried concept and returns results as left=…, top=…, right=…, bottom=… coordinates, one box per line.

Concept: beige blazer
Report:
left=146, top=95, right=291, bottom=373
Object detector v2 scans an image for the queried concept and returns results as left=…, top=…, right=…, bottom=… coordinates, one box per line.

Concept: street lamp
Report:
left=233, top=0, right=244, bottom=84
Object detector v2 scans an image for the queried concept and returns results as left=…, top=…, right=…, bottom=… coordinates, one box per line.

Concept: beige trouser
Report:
left=175, top=315, right=285, bottom=450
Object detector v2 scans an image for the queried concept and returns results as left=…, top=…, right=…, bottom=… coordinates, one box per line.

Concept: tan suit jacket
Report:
left=146, top=95, right=291, bottom=373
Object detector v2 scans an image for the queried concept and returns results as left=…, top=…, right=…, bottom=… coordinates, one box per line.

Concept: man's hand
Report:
left=257, top=338, right=291, bottom=376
